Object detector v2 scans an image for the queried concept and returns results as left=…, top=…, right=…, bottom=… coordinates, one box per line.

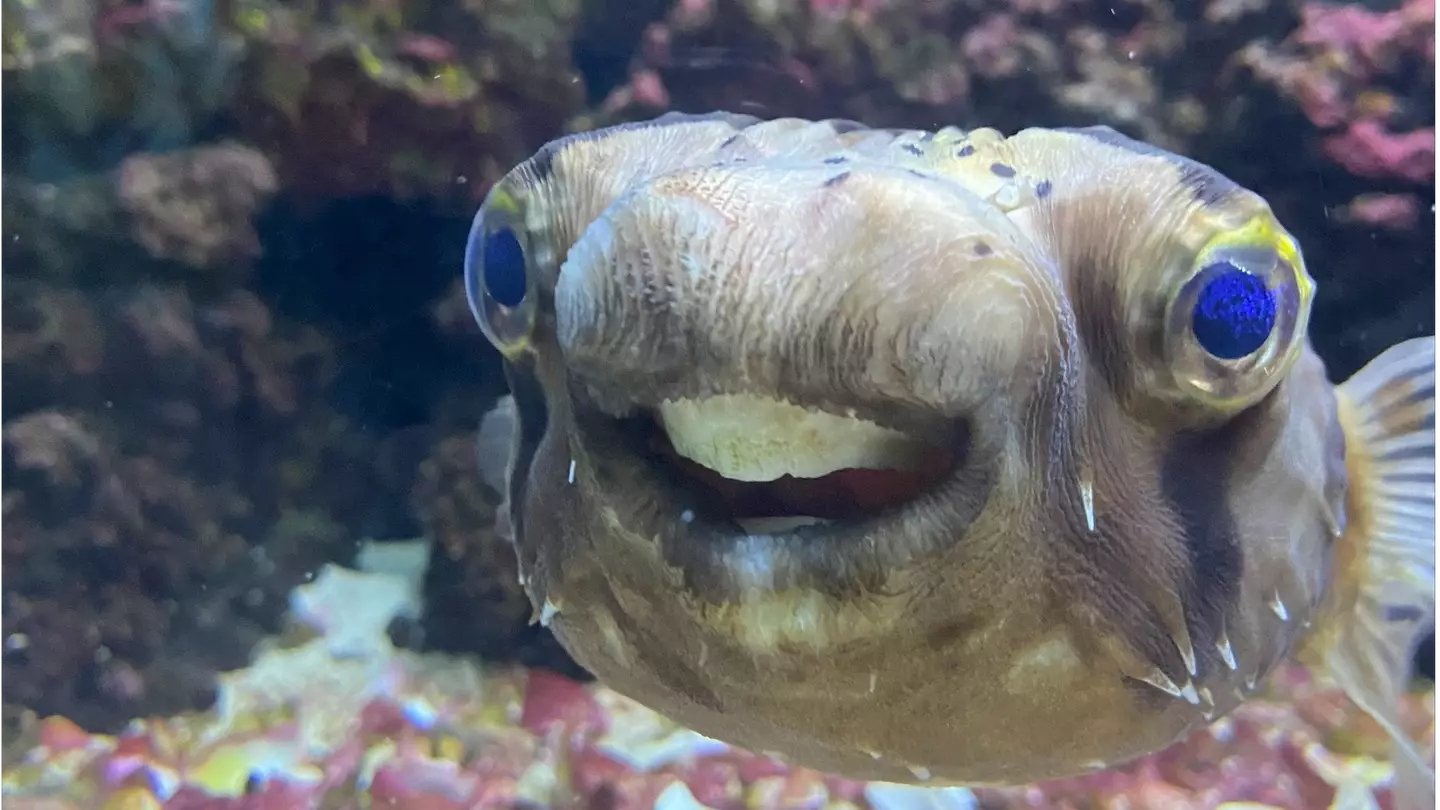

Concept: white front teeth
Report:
left=657, top=394, right=927, bottom=482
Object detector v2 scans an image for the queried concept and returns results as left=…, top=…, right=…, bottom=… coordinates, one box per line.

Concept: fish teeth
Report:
left=1215, top=623, right=1238, bottom=670
left=1178, top=679, right=1201, bottom=705
left=1078, top=469, right=1097, bottom=533
left=1104, top=636, right=1202, bottom=706
left=1268, top=592, right=1290, bottom=621
left=1176, top=638, right=1198, bottom=678
left=1130, top=666, right=1187, bottom=702
left=658, top=394, right=927, bottom=482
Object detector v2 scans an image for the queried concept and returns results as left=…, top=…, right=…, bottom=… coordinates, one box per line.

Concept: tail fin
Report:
left=1328, top=336, right=1436, bottom=810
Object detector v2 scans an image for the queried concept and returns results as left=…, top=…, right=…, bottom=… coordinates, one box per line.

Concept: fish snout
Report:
left=553, top=161, right=1072, bottom=426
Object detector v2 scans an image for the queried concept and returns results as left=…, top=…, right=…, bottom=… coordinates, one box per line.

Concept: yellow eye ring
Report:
left=466, top=185, right=538, bottom=357
left=1162, top=216, right=1313, bottom=411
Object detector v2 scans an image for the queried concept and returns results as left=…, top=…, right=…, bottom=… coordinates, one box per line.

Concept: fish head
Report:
left=463, top=115, right=1351, bottom=785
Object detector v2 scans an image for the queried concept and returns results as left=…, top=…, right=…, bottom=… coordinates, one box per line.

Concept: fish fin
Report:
left=476, top=394, right=518, bottom=496
left=1327, top=336, right=1436, bottom=810
left=477, top=394, right=519, bottom=547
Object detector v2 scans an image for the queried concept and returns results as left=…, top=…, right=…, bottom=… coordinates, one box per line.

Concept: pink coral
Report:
left=1237, top=0, right=1434, bottom=187
left=1322, top=120, right=1435, bottom=183
left=1295, top=0, right=1434, bottom=73
left=1296, top=4, right=1409, bottom=71
left=1339, top=192, right=1423, bottom=231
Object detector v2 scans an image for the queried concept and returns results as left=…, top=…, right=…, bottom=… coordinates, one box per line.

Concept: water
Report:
left=2, top=0, right=1434, bottom=807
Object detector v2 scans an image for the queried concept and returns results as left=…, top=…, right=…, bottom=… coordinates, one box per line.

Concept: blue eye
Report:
left=477, top=227, right=527, bottom=309
left=1189, top=261, right=1277, bottom=360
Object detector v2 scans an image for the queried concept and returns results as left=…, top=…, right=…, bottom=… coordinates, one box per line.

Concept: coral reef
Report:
left=1, top=0, right=597, bottom=721
left=3, top=564, right=1433, bottom=810
left=2, top=145, right=382, bottom=729
left=0, top=275, right=365, bottom=730
left=225, top=0, right=586, bottom=204
left=3, top=140, right=280, bottom=289
left=117, top=144, right=280, bottom=271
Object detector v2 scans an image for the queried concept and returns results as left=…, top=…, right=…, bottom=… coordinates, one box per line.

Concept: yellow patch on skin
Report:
left=594, top=610, right=633, bottom=667
left=1004, top=634, right=1085, bottom=695
left=700, top=591, right=895, bottom=654
left=599, top=505, right=627, bottom=535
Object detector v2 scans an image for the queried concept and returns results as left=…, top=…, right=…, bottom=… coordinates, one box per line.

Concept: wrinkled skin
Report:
left=468, top=113, right=1351, bottom=785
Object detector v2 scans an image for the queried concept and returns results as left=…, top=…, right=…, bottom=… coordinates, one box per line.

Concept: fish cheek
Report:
left=517, top=422, right=727, bottom=716
left=507, top=344, right=595, bottom=613
left=501, top=359, right=549, bottom=558
left=1226, top=355, right=1349, bottom=625
left=594, top=586, right=727, bottom=715
left=513, top=425, right=572, bottom=608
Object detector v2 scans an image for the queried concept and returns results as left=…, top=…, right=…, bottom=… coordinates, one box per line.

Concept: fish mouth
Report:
left=582, top=393, right=966, bottom=537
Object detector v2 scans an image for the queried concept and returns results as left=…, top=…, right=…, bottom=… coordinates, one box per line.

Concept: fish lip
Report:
left=572, top=375, right=967, bottom=449
left=569, top=402, right=972, bottom=562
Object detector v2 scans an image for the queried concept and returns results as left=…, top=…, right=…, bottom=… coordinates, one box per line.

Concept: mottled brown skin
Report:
left=472, top=113, right=1351, bottom=785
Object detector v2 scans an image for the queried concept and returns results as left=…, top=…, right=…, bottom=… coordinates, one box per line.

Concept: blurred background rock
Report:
left=1, top=0, right=1433, bottom=734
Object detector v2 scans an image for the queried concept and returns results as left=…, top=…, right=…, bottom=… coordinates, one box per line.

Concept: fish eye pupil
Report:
left=482, top=227, right=527, bottom=309
left=1190, top=262, right=1277, bottom=360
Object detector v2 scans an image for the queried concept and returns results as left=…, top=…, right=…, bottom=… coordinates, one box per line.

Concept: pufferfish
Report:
left=463, top=112, right=1436, bottom=808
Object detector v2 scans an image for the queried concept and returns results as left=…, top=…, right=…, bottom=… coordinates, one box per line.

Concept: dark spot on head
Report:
left=1059, top=125, right=1240, bottom=206
left=973, top=241, right=994, bottom=256
left=990, top=162, right=1016, bottom=178
left=906, top=168, right=929, bottom=179
left=919, top=131, right=936, bottom=143
left=902, top=143, right=924, bottom=156
left=956, top=145, right=975, bottom=158
left=1036, top=179, right=1054, bottom=198
left=720, top=134, right=740, bottom=148
left=1068, top=254, right=1156, bottom=401
left=829, top=119, right=869, bottom=134
left=823, top=156, right=847, bottom=165
left=823, top=171, right=851, bottom=188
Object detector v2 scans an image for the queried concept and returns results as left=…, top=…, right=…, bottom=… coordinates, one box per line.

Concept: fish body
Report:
left=463, top=113, right=1435, bottom=806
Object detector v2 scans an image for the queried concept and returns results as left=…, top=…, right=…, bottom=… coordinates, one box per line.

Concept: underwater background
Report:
left=1, top=0, right=1435, bottom=807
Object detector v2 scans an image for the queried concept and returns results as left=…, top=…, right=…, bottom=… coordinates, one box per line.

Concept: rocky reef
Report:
left=1, top=0, right=1434, bottom=793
